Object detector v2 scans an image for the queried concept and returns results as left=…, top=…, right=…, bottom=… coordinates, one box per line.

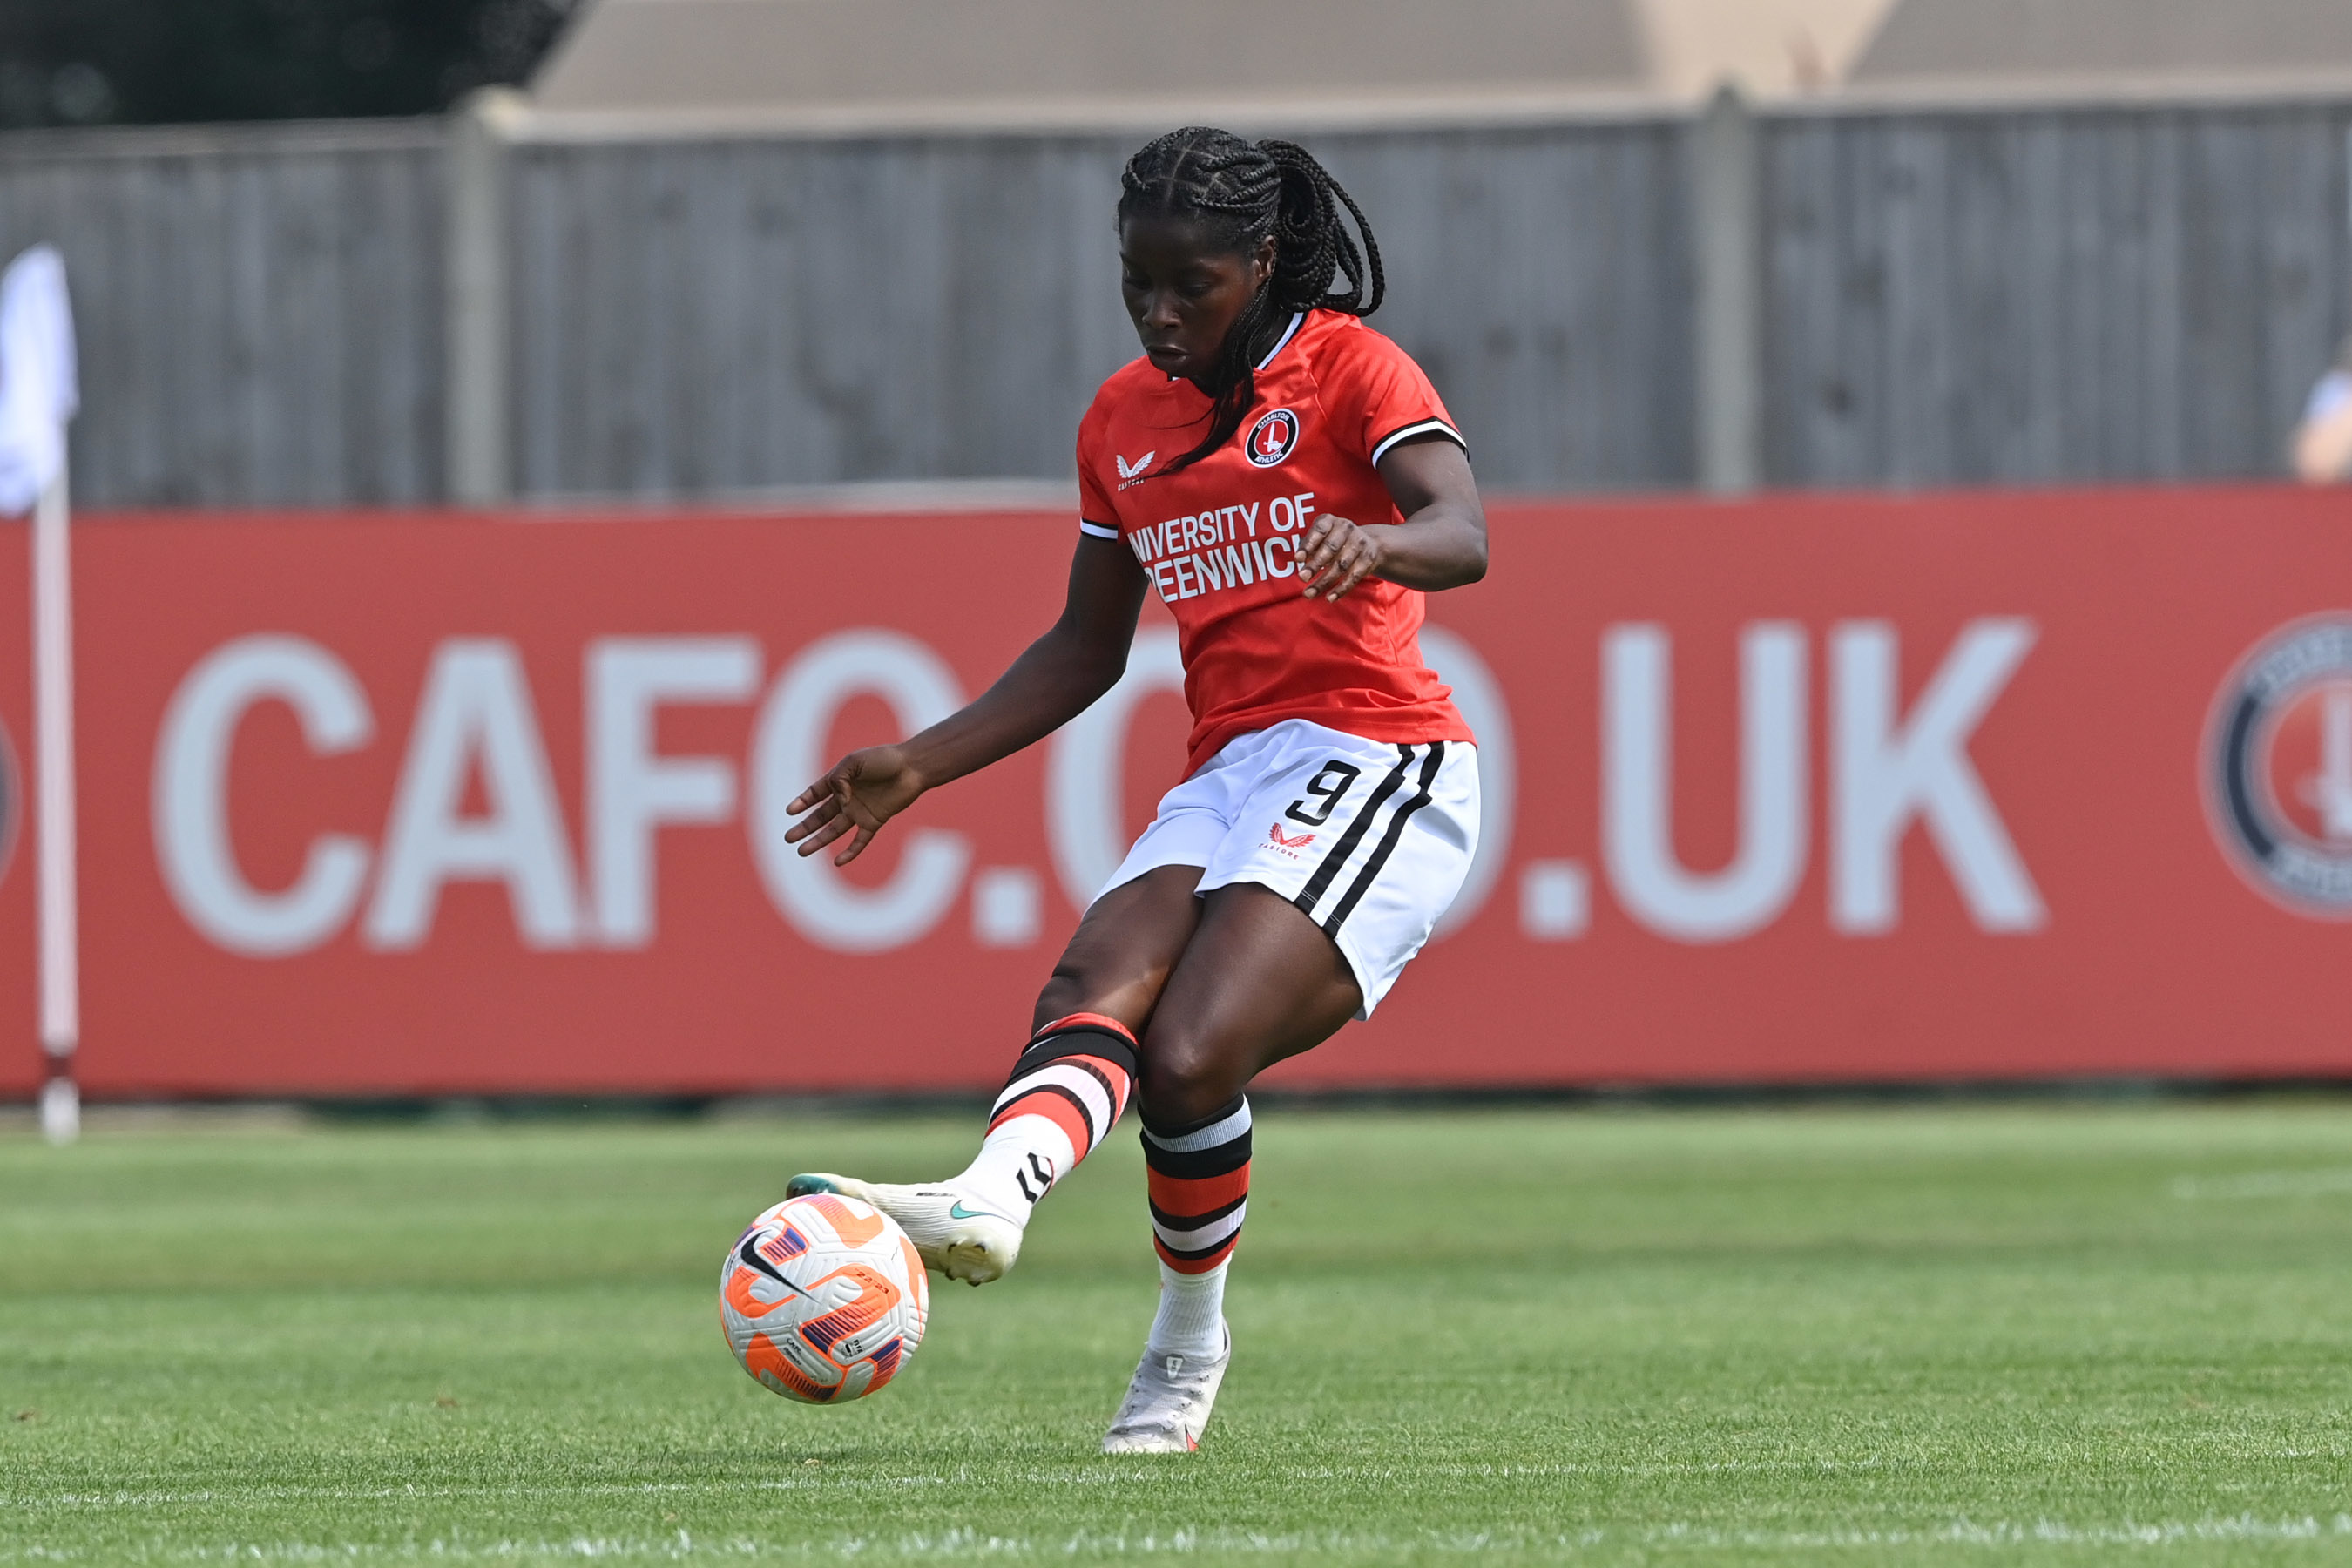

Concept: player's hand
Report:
left=1296, top=514, right=1384, bottom=601
left=783, top=746, right=925, bottom=866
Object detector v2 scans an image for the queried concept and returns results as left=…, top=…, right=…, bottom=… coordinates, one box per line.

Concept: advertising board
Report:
left=5, top=488, right=2349, bottom=1097
left=0, top=532, right=30, bottom=1098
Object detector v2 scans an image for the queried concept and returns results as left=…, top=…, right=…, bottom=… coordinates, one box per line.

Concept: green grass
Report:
left=5, top=1102, right=2352, bottom=1565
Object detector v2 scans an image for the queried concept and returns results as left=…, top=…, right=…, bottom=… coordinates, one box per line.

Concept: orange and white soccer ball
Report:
left=720, top=1193, right=929, bottom=1403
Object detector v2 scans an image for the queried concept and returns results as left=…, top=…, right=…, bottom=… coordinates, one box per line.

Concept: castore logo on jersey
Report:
left=1245, top=409, right=1301, bottom=468
left=2206, top=613, right=2352, bottom=918
left=1115, top=451, right=1155, bottom=490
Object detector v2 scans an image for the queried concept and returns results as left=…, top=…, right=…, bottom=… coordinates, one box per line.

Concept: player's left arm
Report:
left=1297, top=436, right=1487, bottom=602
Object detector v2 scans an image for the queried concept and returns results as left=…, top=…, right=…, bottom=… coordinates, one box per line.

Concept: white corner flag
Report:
left=0, top=247, right=75, bottom=514
left=0, top=244, right=81, bottom=1145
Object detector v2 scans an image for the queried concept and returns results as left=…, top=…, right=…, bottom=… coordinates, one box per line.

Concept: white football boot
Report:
left=784, top=1173, right=1023, bottom=1286
left=1101, top=1321, right=1232, bottom=1454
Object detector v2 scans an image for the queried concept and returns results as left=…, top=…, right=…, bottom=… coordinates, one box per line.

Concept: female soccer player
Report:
left=782, top=127, right=1488, bottom=1452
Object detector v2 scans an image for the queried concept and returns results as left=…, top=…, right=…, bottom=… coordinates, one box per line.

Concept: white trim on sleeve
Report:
left=1078, top=520, right=1121, bottom=539
left=1370, top=418, right=1466, bottom=467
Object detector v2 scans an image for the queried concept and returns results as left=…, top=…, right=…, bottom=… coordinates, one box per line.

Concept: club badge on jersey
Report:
left=1245, top=409, right=1301, bottom=468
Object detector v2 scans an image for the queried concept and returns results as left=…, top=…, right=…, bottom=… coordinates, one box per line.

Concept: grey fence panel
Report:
left=506, top=121, right=1698, bottom=498
left=507, top=133, right=1137, bottom=497
left=1, top=101, right=2346, bottom=505
left=1315, top=122, right=1696, bottom=490
left=0, top=121, right=446, bottom=508
left=1761, top=103, right=2352, bottom=489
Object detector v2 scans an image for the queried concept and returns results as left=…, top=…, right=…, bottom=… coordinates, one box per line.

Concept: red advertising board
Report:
left=5, top=487, right=2350, bottom=1098
left=0, top=527, right=31, bottom=1098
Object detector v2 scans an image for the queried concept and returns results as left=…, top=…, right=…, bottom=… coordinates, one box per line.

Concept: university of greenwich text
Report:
left=1127, top=492, right=1319, bottom=605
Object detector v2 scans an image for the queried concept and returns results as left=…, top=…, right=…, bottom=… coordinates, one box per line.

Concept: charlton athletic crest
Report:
left=2205, top=614, right=2352, bottom=918
left=1245, top=408, right=1301, bottom=468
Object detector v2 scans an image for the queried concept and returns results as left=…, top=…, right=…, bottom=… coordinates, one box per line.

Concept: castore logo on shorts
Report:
left=2205, top=613, right=2352, bottom=918
left=1245, top=409, right=1301, bottom=468
left=1267, top=821, right=1315, bottom=859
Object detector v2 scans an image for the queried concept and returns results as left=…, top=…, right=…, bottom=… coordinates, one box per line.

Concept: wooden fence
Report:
left=0, top=120, right=444, bottom=507
left=1763, top=102, right=2352, bottom=487
left=0, top=95, right=2342, bottom=506
left=501, top=122, right=1695, bottom=499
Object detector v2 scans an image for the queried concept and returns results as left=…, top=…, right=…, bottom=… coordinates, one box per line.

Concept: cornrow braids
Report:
left=1118, top=127, right=1386, bottom=477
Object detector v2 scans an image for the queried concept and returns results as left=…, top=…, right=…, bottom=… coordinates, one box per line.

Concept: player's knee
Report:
left=1137, top=1031, right=1243, bottom=1128
left=1031, top=956, right=1128, bottom=1036
left=1031, top=970, right=1092, bottom=1034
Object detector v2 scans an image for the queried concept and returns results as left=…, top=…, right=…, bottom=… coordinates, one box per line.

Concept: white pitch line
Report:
left=0, top=1456, right=1933, bottom=1514
left=7, top=1515, right=2352, bottom=1562
left=2171, top=1167, right=2352, bottom=1200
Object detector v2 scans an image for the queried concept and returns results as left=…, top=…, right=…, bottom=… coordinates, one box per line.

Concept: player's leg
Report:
left=1105, top=733, right=1481, bottom=1452
left=788, top=864, right=1204, bottom=1284
left=930, top=863, right=1208, bottom=1264
left=1104, top=882, right=1364, bottom=1452
left=789, top=735, right=1254, bottom=1282
left=1131, top=882, right=1362, bottom=1349
left=1142, top=881, right=1366, bottom=1118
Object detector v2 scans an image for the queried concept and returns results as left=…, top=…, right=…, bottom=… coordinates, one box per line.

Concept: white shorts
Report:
left=1098, top=720, right=1480, bottom=1017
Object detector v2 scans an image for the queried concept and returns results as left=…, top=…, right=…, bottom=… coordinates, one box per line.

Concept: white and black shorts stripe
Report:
left=1096, top=719, right=1479, bottom=1017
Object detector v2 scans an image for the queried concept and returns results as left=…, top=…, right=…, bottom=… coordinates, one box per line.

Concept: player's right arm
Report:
left=782, top=534, right=1148, bottom=866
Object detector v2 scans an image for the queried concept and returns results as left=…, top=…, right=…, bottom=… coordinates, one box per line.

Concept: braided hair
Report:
left=1118, top=127, right=1385, bottom=477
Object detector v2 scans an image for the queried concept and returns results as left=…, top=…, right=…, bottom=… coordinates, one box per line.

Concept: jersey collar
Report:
left=1160, top=311, right=1308, bottom=384
left=1255, top=312, right=1306, bottom=371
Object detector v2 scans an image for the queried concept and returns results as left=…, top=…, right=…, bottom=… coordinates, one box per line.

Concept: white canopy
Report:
left=530, top=0, right=1907, bottom=119
left=1855, top=0, right=2352, bottom=89
left=532, top=0, right=2352, bottom=124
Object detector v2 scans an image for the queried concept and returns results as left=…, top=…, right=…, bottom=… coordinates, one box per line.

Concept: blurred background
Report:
left=5, top=0, right=2352, bottom=509
left=0, top=0, right=574, bottom=127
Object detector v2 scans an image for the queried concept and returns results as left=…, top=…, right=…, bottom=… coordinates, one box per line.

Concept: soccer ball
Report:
left=720, top=1193, right=929, bottom=1403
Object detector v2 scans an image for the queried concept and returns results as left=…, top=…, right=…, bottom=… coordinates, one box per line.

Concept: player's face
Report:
left=1119, top=216, right=1276, bottom=384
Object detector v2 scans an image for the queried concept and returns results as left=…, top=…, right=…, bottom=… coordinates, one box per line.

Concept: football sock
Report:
left=955, top=1013, right=1138, bottom=1223
left=1148, top=1259, right=1229, bottom=1362
left=1141, top=1095, right=1251, bottom=1358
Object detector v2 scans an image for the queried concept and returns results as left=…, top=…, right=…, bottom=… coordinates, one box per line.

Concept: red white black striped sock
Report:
left=956, top=1013, right=1137, bottom=1222
left=1141, top=1096, right=1251, bottom=1357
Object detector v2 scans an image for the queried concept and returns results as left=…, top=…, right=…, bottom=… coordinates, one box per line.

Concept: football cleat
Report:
left=784, top=1173, right=1022, bottom=1287
left=1101, top=1321, right=1231, bottom=1454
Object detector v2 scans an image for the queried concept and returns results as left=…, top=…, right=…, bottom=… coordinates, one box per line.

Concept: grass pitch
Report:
left=4, top=1102, right=2352, bottom=1565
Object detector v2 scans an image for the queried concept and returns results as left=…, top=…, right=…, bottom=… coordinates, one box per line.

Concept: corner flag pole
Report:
left=32, top=466, right=77, bottom=1144
left=0, top=242, right=79, bottom=1145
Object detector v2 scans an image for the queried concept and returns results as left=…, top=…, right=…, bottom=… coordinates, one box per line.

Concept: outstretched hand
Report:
left=782, top=746, right=926, bottom=866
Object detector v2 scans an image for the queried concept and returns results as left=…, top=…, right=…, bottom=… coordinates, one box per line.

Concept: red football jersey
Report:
left=1076, top=308, right=1475, bottom=774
